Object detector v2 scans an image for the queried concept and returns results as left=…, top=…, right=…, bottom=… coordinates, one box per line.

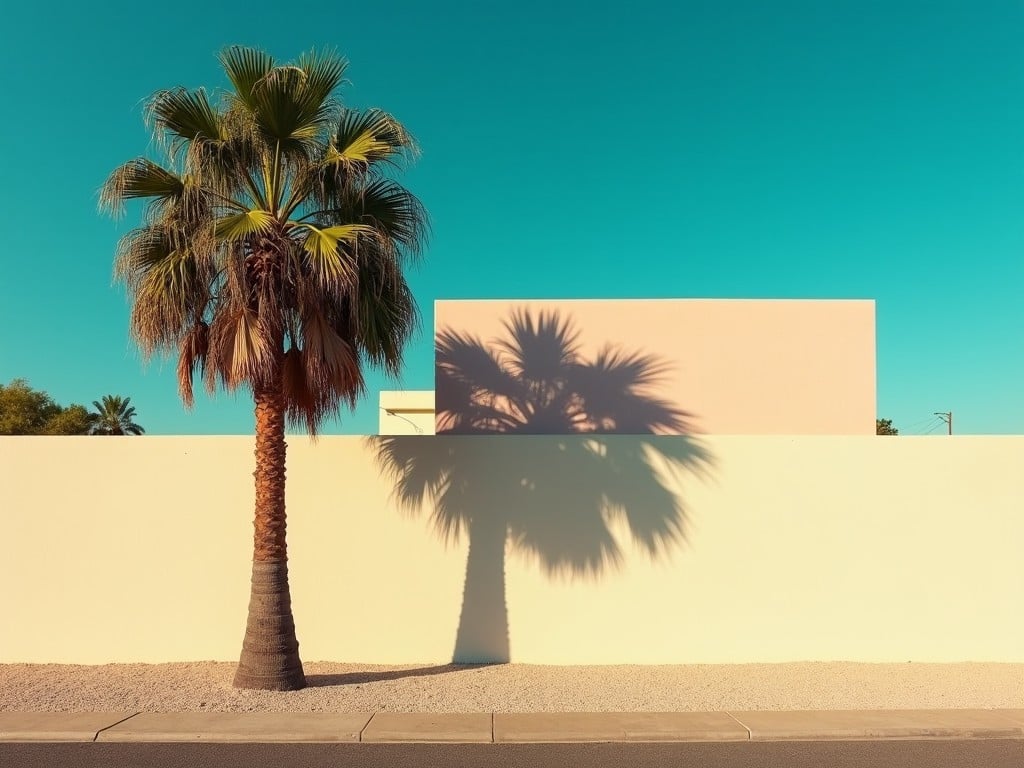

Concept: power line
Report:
left=904, top=416, right=943, bottom=435
left=904, top=415, right=942, bottom=431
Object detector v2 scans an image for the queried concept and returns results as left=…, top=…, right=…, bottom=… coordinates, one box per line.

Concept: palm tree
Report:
left=101, top=47, right=427, bottom=690
left=87, top=395, right=145, bottom=435
left=376, top=310, right=712, bottom=662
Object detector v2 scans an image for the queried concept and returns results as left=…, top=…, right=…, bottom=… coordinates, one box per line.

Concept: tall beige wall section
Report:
left=2, top=435, right=1021, bottom=664
left=379, top=390, right=436, bottom=435
left=435, top=299, right=876, bottom=434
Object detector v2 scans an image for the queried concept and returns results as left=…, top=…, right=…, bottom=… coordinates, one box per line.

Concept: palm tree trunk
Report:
left=232, top=380, right=306, bottom=690
left=452, top=516, right=510, bottom=663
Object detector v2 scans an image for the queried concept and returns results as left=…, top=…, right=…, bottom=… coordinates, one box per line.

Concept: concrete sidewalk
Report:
left=2, top=710, right=1023, bottom=743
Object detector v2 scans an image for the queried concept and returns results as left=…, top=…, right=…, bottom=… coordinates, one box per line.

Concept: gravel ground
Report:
left=2, top=662, right=1022, bottom=713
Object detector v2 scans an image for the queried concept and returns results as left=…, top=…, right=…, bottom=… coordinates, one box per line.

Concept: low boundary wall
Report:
left=1, top=435, right=1020, bottom=664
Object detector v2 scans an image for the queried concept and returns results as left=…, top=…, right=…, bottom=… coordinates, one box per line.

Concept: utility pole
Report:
left=934, top=411, right=952, bottom=435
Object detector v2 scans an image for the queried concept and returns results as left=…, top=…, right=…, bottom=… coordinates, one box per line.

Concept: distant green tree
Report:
left=0, top=379, right=92, bottom=435
left=88, top=395, right=145, bottom=435
left=44, top=405, right=95, bottom=435
left=876, top=418, right=898, bottom=436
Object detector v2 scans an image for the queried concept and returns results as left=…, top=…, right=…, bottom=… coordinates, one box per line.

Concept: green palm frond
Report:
left=295, top=49, right=347, bottom=124
left=250, top=65, right=312, bottom=144
left=149, top=87, right=223, bottom=145
left=101, top=159, right=184, bottom=211
left=345, top=178, right=429, bottom=254
left=353, top=255, right=418, bottom=377
left=114, top=226, right=171, bottom=284
left=246, top=52, right=343, bottom=153
left=114, top=227, right=211, bottom=354
left=297, top=223, right=371, bottom=255
left=329, top=108, right=412, bottom=167
left=294, top=223, right=371, bottom=287
left=220, top=46, right=274, bottom=109
left=214, top=209, right=276, bottom=240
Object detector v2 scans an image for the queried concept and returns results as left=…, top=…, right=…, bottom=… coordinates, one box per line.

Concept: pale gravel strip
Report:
left=1, top=663, right=1021, bottom=714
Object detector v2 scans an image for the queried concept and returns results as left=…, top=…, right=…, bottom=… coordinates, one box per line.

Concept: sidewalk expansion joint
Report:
left=358, top=712, right=377, bottom=743
left=724, top=711, right=752, bottom=740
left=92, top=712, right=141, bottom=743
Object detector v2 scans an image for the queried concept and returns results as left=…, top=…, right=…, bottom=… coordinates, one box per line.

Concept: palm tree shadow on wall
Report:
left=372, top=309, right=715, bottom=663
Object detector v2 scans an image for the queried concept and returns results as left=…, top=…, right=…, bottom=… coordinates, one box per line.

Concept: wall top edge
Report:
left=434, top=298, right=877, bottom=305
left=5, top=434, right=1019, bottom=440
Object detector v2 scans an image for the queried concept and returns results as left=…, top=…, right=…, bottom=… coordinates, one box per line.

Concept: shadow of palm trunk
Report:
left=453, top=516, right=510, bottom=662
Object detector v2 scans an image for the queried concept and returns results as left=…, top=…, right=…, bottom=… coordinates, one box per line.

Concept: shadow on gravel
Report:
left=305, top=663, right=502, bottom=687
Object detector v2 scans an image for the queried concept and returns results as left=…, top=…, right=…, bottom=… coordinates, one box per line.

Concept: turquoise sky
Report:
left=2, top=0, right=1022, bottom=435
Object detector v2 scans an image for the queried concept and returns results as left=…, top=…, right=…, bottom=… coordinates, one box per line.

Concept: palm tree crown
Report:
left=88, top=395, right=145, bottom=435
left=101, top=46, right=427, bottom=432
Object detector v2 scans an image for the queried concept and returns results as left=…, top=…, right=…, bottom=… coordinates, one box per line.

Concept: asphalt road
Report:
left=3, top=740, right=1023, bottom=768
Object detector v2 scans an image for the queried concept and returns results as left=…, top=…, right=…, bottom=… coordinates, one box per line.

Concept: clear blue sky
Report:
left=2, top=0, right=1022, bottom=435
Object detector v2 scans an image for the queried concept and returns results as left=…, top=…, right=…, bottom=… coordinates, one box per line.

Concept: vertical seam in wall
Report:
left=93, top=712, right=141, bottom=742
left=724, top=712, right=752, bottom=740
left=490, top=713, right=495, bottom=743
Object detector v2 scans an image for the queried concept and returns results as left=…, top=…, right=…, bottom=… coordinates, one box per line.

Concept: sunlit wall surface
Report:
left=434, top=299, right=876, bottom=435
left=3, top=435, right=1019, bottom=665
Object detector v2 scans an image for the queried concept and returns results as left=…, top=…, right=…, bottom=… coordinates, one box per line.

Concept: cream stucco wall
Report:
left=435, top=299, right=876, bottom=435
left=1, top=435, right=1020, bottom=664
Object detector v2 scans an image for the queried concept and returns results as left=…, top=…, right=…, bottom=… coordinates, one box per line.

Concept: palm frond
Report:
left=346, top=178, right=429, bottom=255
left=295, top=49, right=347, bottom=125
left=100, top=159, right=184, bottom=213
left=303, top=309, right=362, bottom=391
left=328, top=108, right=412, bottom=168
left=219, top=46, right=274, bottom=109
left=114, top=227, right=211, bottom=355
left=281, top=345, right=316, bottom=432
left=294, top=223, right=370, bottom=288
left=177, top=321, right=210, bottom=407
left=247, top=54, right=342, bottom=153
left=353, top=254, right=418, bottom=378
left=148, top=87, right=223, bottom=146
left=208, top=307, right=273, bottom=389
left=214, top=209, right=276, bottom=240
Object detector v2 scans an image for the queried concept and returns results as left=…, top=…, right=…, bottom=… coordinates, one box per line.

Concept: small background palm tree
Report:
left=88, top=395, right=145, bottom=435
left=375, top=309, right=713, bottom=662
